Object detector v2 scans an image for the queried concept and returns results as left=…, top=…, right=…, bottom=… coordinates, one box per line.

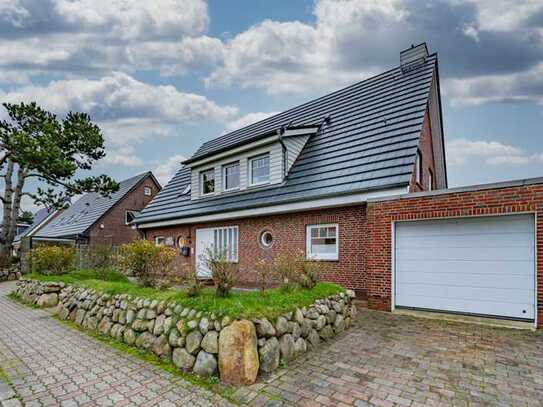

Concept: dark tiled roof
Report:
left=136, top=55, right=438, bottom=225
left=36, top=172, right=152, bottom=239
left=14, top=207, right=55, bottom=242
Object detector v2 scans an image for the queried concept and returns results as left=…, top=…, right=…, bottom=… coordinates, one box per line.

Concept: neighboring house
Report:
left=134, top=43, right=543, bottom=328
left=12, top=207, right=61, bottom=254
left=34, top=172, right=160, bottom=246
left=135, top=43, right=446, bottom=284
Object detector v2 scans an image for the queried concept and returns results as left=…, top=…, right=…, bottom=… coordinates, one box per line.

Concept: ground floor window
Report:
left=306, top=224, right=339, bottom=260
left=213, top=226, right=239, bottom=262
left=155, top=236, right=165, bottom=246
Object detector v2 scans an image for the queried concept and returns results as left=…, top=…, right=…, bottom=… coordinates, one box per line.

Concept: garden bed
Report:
left=13, top=270, right=356, bottom=385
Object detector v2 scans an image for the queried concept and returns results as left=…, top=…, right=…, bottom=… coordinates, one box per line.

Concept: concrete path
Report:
left=0, top=282, right=233, bottom=407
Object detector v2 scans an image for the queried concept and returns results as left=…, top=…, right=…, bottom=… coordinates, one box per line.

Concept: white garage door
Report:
left=394, top=215, right=535, bottom=320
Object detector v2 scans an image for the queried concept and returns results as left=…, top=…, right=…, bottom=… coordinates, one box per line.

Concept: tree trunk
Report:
left=0, top=160, right=14, bottom=264
left=8, top=166, right=26, bottom=246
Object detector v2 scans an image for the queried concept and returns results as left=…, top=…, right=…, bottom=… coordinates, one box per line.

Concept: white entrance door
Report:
left=394, top=214, right=535, bottom=320
left=195, top=229, right=214, bottom=278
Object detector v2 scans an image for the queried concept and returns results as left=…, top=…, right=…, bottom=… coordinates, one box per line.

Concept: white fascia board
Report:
left=138, top=186, right=408, bottom=229
left=26, top=210, right=59, bottom=238
left=31, top=236, right=75, bottom=242
left=188, top=135, right=279, bottom=168
left=282, top=127, right=319, bottom=137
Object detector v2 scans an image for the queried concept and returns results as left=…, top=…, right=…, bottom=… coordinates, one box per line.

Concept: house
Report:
left=135, top=43, right=543, bottom=328
left=12, top=207, right=61, bottom=254
left=33, top=172, right=160, bottom=247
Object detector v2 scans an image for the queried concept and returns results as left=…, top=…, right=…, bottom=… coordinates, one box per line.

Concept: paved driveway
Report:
left=0, top=282, right=232, bottom=407
left=236, top=308, right=543, bottom=406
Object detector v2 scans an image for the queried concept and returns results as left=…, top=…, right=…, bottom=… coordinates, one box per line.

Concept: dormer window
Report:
left=223, top=162, right=240, bottom=191
left=201, top=168, right=215, bottom=195
left=250, top=153, right=270, bottom=186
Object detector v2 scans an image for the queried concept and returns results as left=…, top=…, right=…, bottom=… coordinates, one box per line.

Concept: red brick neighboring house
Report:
left=33, top=172, right=160, bottom=246
left=135, top=43, right=542, bottom=327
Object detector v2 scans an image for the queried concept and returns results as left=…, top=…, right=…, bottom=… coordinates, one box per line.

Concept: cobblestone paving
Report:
left=0, top=282, right=233, bottom=407
left=236, top=308, right=543, bottom=406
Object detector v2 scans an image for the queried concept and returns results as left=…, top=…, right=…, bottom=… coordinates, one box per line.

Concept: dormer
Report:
left=183, top=124, right=322, bottom=200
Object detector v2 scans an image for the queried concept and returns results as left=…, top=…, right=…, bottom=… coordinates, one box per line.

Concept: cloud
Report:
left=206, top=0, right=543, bottom=99
left=0, top=72, right=238, bottom=144
left=0, top=0, right=219, bottom=76
left=225, top=111, right=280, bottom=133
left=447, top=138, right=543, bottom=166
left=101, top=146, right=143, bottom=167
left=153, top=154, right=186, bottom=185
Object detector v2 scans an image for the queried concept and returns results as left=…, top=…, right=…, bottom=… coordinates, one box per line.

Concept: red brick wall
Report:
left=144, top=205, right=368, bottom=294
left=366, top=183, right=543, bottom=326
left=410, top=109, right=437, bottom=193
left=88, top=176, right=160, bottom=246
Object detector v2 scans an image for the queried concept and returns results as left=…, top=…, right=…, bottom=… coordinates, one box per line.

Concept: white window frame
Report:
left=144, top=186, right=152, bottom=196
left=306, top=223, right=339, bottom=261
left=125, top=210, right=140, bottom=225
left=155, top=236, right=165, bottom=246
left=223, top=161, right=240, bottom=191
left=211, top=226, right=239, bottom=263
left=415, top=150, right=422, bottom=185
left=200, top=168, right=216, bottom=196
left=249, top=153, right=270, bottom=186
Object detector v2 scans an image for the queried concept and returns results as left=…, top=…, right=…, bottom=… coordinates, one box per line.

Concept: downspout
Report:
left=278, top=125, right=289, bottom=178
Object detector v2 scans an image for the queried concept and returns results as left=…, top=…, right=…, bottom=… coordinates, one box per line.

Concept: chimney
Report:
left=400, top=43, right=429, bottom=73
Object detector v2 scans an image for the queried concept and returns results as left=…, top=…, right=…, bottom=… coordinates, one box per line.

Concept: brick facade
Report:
left=87, top=176, right=160, bottom=246
left=409, top=109, right=437, bottom=193
left=365, top=182, right=543, bottom=326
left=145, top=206, right=369, bottom=294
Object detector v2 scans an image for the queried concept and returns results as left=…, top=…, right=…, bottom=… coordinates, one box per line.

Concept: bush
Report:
left=183, top=263, right=201, bottom=297
left=30, top=246, right=75, bottom=275
left=270, top=250, right=322, bottom=290
left=202, top=247, right=238, bottom=297
left=83, top=245, right=118, bottom=270
left=254, top=258, right=275, bottom=291
left=118, top=240, right=177, bottom=287
left=299, top=260, right=321, bottom=289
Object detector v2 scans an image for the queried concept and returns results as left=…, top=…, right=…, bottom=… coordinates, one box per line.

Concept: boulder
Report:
left=294, top=308, right=304, bottom=324
left=193, top=351, right=217, bottom=377
left=199, top=317, right=210, bottom=334
left=259, top=337, right=280, bottom=373
left=307, top=329, right=320, bottom=348
left=319, top=325, right=334, bottom=340
left=279, top=334, right=295, bottom=362
left=135, top=332, right=155, bottom=350
left=294, top=338, right=307, bottom=355
left=75, top=309, right=86, bottom=325
left=201, top=331, right=219, bottom=354
left=333, top=314, right=345, bottom=334
left=275, top=317, right=289, bottom=336
left=255, top=318, right=276, bottom=337
left=300, top=319, right=311, bottom=338
left=186, top=331, right=203, bottom=355
left=172, top=348, right=195, bottom=370
left=218, top=320, right=259, bottom=385
left=153, top=314, right=166, bottom=336
left=98, top=318, right=112, bottom=335
left=37, top=293, right=58, bottom=308
left=124, top=328, right=136, bottom=345
left=152, top=335, right=171, bottom=359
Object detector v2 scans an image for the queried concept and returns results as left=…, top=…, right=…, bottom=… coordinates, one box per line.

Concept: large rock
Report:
left=294, top=338, right=307, bottom=355
left=98, top=318, right=112, bottom=335
left=307, top=329, right=320, bottom=348
left=193, top=351, right=217, bottom=377
left=255, top=318, right=276, bottom=337
left=279, top=334, right=295, bottom=362
left=172, top=348, right=195, bottom=370
left=124, top=328, right=136, bottom=345
left=275, top=317, right=289, bottom=336
left=152, top=335, right=171, bottom=359
left=135, top=332, right=155, bottom=350
left=319, top=325, right=334, bottom=340
left=201, top=331, right=219, bottom=354
left=153, top=314, right=166, bottom=336
left=186, top=331, right=203, bottom=355
left=333, top=314, right=345, bottom=334
left=315, top=315, right=327, bottom=330
left=259, top=337, right=280, bottom=373
left=37, top=293, right=58, bottom=308
left=218, top=320, right=259, bottom=385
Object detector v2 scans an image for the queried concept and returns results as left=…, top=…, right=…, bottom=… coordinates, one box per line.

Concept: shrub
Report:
left=30, top=245, right=75, bottom=275
left=83, top=244, right=118, bottom=270
left=299, top=260, right=322, bottom=289
left=273, top=250, right=304, bottom=291
left=118, top=240, right=177, bottom=287
left=254, top=258, right=275, bottom=291
left=202, top=247, right=238, bottom=297
left=183, top=263, right=201, bottom=297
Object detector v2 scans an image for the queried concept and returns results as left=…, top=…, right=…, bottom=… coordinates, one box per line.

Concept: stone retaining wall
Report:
left=0, top=266, right=21, bottom=282
left=14, top=280, right=356, bottom=385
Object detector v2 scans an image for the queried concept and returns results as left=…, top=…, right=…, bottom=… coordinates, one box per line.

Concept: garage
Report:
left=394, top=214, right=536, bottom=321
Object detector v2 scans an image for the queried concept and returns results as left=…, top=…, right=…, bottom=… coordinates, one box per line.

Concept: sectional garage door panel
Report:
left=394, top=215, right=535, bottom=320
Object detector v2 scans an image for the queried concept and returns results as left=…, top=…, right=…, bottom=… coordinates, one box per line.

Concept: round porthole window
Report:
left=260, top=231, right=273, bottom=248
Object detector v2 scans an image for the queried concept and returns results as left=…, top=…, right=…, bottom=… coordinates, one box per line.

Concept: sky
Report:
left=1, top=0, right=542, bottom=212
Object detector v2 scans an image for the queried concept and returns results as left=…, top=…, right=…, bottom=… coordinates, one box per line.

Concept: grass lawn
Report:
left=27, top=269, right=344, bottom=320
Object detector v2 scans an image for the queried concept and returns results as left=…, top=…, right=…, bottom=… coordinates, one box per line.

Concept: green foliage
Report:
left=29, top=270, right=343, bottom=320
left=30, top=245, right=75, bottom=275
left=83, top=245, right=118, bottom=270
left=183, top=263, right=201, bottom=297
left=201, top=247, right=239, bottom=297
left=254, top=258, right=275, bottom=291
left=17, top=210, right=33, bottom=224
left=265, top=250, right=322, bottom=290
left=299, top=260, right=322, bottom=289
left=118, top=240, right=177, bottom=287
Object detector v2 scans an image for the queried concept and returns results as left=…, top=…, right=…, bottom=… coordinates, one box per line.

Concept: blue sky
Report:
left=1, top=0, right=542, bottom=212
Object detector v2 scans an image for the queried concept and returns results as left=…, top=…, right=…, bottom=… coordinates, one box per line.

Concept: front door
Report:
left=195, top=228, right=214, bottom=278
